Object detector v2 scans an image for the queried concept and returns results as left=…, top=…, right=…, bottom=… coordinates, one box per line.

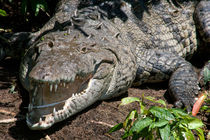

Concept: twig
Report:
left=104, top=133, right=117, bottom=140
left=45, top=135, right=51, bottom=140
left=0, top=109, right=16, bottom=116
left=90, top=120, right=124, bottom=133
left=0, top=117, right=25, bottom=124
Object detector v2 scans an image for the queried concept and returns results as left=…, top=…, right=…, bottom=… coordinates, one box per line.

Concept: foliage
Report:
left=0, top=9, right=7, bottom=16
left=109, top=96, right=205, bottom=140
left=200, top=92, right=210, bottom=113
left=0, top=0, right=48, bottom=17
left=203, top=61, right=210, bottom=85
left=200, top=61, right=210, bottom=113
left=21, top=0, right=48, bottom=16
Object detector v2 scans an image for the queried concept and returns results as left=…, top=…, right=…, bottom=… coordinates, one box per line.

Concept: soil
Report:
left=0, top=1, right=209, bottom=140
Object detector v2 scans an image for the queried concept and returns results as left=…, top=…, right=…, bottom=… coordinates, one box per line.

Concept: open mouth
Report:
left=26, top=74, right=95, bottom=130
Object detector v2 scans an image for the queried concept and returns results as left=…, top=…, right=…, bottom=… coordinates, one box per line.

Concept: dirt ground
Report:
left=0, top=0, right=209, bottom=139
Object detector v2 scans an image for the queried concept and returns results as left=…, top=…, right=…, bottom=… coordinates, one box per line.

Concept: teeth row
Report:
left=39, top=92, right=86, bottom=126
left=27, top=88, right=88, bottom=129
left=71, top=90, right=86, bottom=99
left=28, top=98, right=89, bottom=129
left=32, top=81, right=70, bottom=93
left=49, top=82, right=68, bottom=93
left=72, top=93, right=81, bottom=98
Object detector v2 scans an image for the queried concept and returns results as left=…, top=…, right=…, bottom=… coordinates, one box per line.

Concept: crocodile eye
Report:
left=48, top=41, right=54, bottom=48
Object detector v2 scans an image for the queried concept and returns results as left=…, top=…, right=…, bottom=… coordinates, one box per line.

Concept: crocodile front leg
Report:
left=135, top=49, right=199, bottom=111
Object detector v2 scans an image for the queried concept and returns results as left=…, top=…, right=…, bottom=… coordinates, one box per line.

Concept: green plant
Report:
left=203, top=61, right=210, bottom=85
left=109, top=96, right=205, bottom=140
left=199, top=61, right=210, bottom=113
left=0, top=9, right=7, bottom=16
left=21, top=0, right=48, bottom=16
left=200, top=93, right=210, bottom=113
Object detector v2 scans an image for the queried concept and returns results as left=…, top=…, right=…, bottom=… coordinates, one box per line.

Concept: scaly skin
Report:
left=0, top=0, right=209, bottom=130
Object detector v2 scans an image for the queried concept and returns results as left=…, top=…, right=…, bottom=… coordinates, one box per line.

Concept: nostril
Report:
left=48, top=41, right=54, bottom=48
left=41, top=116, right=46, bottom=121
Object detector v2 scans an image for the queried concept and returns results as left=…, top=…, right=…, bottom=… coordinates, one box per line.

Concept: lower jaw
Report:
left=26, top=91, right=94, bottom=130
left=26, top=97, right=78, bottom=130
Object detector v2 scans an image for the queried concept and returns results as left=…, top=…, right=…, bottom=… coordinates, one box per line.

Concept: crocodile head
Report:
left=20, top=31, right=136, bottom=130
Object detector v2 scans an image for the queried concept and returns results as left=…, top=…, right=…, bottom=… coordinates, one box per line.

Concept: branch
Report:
left=0, top=117, right=25, bottom=123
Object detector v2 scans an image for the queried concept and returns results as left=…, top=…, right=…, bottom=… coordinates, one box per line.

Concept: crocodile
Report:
left=0, top=0, right=209, bottom=130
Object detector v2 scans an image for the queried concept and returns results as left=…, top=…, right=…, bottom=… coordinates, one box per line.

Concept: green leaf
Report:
left=171, top=127, right=186, bottom=140
left=149, top=106, right=175, bottom=121
left=0, top=9, right=7, bottom=16
left=195, top=128, right=205, bottom=140
left=204, top=67, right=210, bottom=84
left=182, top=128, right=195, bottom=140
left=121, top=131, right=131, bottom=139
left=30, top=0, right=48, bottom=16
left=155, top=99, right=167, bottom=107
left=169, top=108, right=188, bottom=118
left=130, top=117, right=153, bottom=134
left=149, top=120, right=169, bottom=131
left=169, top=134, right=175, bottom=140
left=159, top=124, right=170, bottom=140
left=139, top=100, right=148, bottom=115
left=123, top=110, right=138, bottom=130
left=120, top=97, right=140, bottom=106
left=41, top=36, right=45, bottom=41
left=201, top=106, right=210, bottom=112
left=145, top=96, right=166, bottom=107
left=108, top=123, right=123, bottom=133
left=35, top=3, right=46, bottom=16
left=171, top=129, right=178, bottom=139
left=187, top=118, right=204, bottom=129
left=206, top=99, right=210, bottom=104
left=144, top=96, right=155, bottom=101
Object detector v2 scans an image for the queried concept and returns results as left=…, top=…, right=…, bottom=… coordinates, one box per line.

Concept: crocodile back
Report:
left=109, top=0, right=197, bottom=59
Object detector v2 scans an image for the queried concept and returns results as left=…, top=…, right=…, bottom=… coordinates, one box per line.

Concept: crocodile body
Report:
left=0, top=0, right=210, bottom=130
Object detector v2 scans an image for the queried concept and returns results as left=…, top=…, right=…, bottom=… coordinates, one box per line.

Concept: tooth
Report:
left=39, top=118, right=42, bottom=125
left=53, top=107, right=56, bottom=116
left=54, top=84, right=58, bottom=92
left=33, top=86, right=37, bottom=96
left=50, top=84, right=53, bottom=92
left=28, top=104, right=33, bottom=112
